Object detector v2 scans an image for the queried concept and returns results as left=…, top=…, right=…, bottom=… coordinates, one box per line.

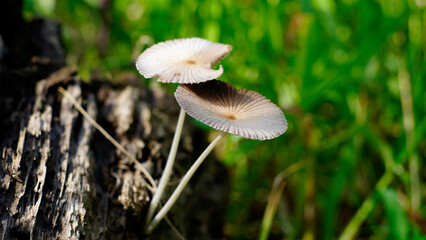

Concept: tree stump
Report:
left=0, top=1, right=229, bottom=239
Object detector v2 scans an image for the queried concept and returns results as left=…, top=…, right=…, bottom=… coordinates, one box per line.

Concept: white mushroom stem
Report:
left=146, top=132, right=225, bottom=234
left=145, top=108, right=186, bottom=225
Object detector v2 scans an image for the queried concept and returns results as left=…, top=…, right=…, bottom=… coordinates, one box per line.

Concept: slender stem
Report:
left=58, top=87, right=157, bottom=190
left=146, top=133, right=225, bottom=234
left=146, top=108, right=186, bottom=225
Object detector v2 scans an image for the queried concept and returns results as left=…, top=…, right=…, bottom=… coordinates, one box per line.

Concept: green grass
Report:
left=24, top=0, right=426, bottom=239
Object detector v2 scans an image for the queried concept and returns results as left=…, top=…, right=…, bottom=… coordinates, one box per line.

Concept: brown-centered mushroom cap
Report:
left=175, top=80, right=288, bottom=140
left=136, top=38, right=232, bottom=84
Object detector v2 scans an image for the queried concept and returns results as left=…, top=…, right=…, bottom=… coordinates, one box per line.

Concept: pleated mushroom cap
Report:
left=175, top=80, right=288, bottom=140
left=136, top=38, right=232, bottom=84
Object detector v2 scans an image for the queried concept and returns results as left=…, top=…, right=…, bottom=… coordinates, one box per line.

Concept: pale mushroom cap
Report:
left=175, top=80, right=288, bottom=140
left=136, top=38, right=233, bottom=84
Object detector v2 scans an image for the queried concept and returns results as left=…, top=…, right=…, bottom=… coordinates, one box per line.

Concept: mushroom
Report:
left=136, top=37, right=233, bottom=84
left=146, top=80, right=287, bottom=233
left=175, top=80, right=287, bottom=140
left=136, top=38, right=233, bottom=226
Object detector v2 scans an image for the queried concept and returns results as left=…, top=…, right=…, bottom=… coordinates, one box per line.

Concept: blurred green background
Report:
left=24, top=0, right=425, bottom=239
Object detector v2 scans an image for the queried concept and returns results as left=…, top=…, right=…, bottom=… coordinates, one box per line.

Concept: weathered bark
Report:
left=0, top=2, right=229, bottom=239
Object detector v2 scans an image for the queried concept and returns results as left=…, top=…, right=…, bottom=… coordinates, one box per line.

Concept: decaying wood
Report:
left=0, top=2, right=229, bottom=239
left=1, top=69, right=230, bottom=239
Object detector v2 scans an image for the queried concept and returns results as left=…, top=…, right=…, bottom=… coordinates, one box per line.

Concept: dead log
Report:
left=0, top=2, right=229, bottom=239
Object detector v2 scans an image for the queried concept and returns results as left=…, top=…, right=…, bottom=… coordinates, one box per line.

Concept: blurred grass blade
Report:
left=259, top=181, right=286, bottom=240
left=339, top=126, right=396, bottom=240
left=323, top=143, right=357, bottom=239
left=259, top=161, right=304, bottom=240
left=398, top=70, right=420, bottom=212
left=380, top=189, right=409, bottom=240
